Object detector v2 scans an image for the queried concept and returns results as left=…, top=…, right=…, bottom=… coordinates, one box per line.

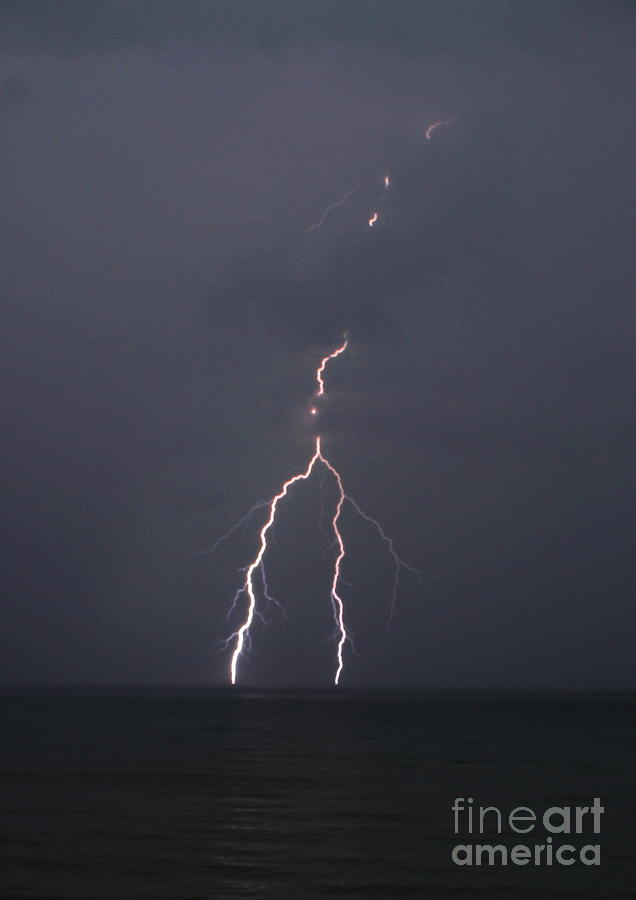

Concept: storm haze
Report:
left=1, top=1, right=634, bottom=687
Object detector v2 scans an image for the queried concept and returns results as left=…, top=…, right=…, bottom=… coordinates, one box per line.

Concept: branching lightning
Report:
left=216, top=337, right=421, bottom=685
left=209, top=115, right=456, bottom=681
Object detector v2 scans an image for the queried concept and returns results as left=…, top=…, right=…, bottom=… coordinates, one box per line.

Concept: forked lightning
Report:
left=216, top=338, right=421, bottom=685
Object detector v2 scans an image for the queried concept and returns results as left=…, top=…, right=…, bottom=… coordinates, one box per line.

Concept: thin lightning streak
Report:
left=260, top=560, right=287, bottom=619
left=366, top=174, right=391, bottom=229
left=197, top=500, right=269, bottom=555
left=226, top=577, right=250, bottom=620
left=345, top=496, right=423, bottom=627
left=307, top=189, right=358, bottom=232
left=425, top=119, right=450, bottom=140
left=223, top=337, right=419, bottom=685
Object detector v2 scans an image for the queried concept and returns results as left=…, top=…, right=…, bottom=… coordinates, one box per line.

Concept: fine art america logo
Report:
left=451, top=797, right=603, bottom=866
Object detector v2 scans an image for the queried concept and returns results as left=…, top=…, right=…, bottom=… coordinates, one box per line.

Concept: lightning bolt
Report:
left=221, top=337, right=421, bottom=685
left=425, top=119, right=451, bottom=141
left=367, top=174, right=391, bottom=228
left=309, top=174, right=391, bottom=234
left=307, top=189, right=358, bottom=232
left=316, top=337, right=348, bottom=395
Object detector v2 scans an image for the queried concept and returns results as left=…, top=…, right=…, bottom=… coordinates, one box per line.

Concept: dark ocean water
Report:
left=1, top=690, right=634, bottom=899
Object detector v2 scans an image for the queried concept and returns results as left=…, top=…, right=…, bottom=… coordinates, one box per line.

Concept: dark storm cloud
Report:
left=210, top=76, right=633, bottom=366
left=1, top=0, right=632, bottom=58
left=0, top=72, right=30, bottom=114
left=1, top=2, right=635, bottom=687
left=211, top=111, right=526, bottom=348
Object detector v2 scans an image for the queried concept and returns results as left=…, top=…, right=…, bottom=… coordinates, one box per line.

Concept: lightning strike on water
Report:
left=217, top=337, right=421, bottom=685
left=307, top=188, right=358, bottom=232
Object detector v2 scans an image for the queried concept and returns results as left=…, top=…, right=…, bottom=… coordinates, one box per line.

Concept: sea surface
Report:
left=1, top=690, right=634, bottom=899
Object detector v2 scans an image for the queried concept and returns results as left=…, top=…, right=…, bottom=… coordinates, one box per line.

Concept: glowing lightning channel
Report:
left=320, top=451, right=348, bottom=683
left=345, top=496, right=424, bottom=627
left=425, top=119, right=451, bottom=141
left=222, top=336, right=421, bottom=685
left=228, top=443, right=322, bottom=685
left=316, top=337, right=348, bottom=396
left=197, top=500, right=269, bottom=555
left=366, top=174, right=390, bottom=229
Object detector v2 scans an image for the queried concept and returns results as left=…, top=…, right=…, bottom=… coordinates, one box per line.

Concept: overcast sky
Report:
left=1, top=1, right=634, bottom=687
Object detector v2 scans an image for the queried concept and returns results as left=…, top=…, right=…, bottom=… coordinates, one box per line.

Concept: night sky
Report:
left=1, top=1, right=634, bottom=688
